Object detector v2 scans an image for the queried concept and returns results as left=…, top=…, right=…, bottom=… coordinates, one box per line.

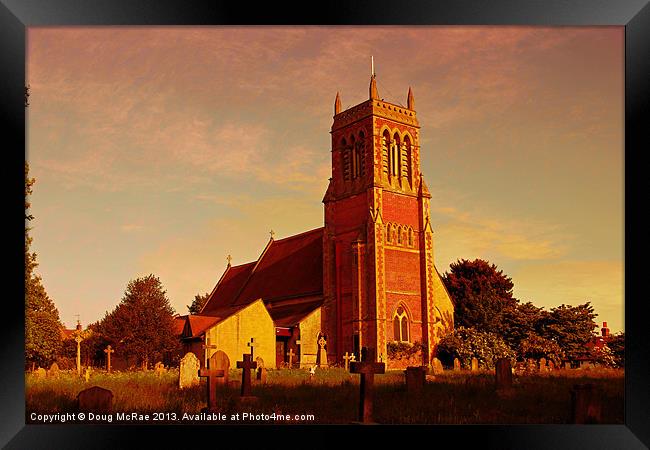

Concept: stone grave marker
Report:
left=350, top=347, right=385, bottom=424
left=212, top=350, right=230, bottom=385
left=237, top=353, right=257, bottom=398
left=571, top=383, right=603, bottom=424
left=34, top=367, right=46, bottom=379
left=431, top=357, right=444, bottom=375
left=47, top=362, right=60, bottom=378
left=453, top=358, right=461, bottom=371
left=471, top=357, right=479, bottom=372
left=104, top=345, right=114, bottom=373
left=84, top=367, right=91, bottom=383
left=343, top=352, right=354, bottom=371
left=404, top=366, right=426, bottom=395
left=495, top=358, right=513, bottom=391
left=198, top=352, right=226, bottom=411
left=154, top=361, right=166, bottom=377
left=548, top=360, right=556, bottom=371
left=317, top=336, right=328, bottom=368
left=255, top=357, right=267, bottom=384
left=539, top=357, right=547, bottom=372
left=179, top=352, right=200, bottom=389
left=287, top=348, right=296, bottom=369
left=77, top=386, right=113, bottom=412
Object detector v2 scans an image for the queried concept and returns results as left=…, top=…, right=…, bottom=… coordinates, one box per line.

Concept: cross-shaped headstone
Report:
left=343, top=352, right=354, bottom=371
left=287, top=348, right=295, bottom=369
left=199, top=354, right=226, bottom=410
left=247, top=338, right=255, bottom=358
left=104, top=345, right=114, bottom=373
left=237, top=354, right=258, bottom=397
left=202, top=338, right=218, bottom=368
left=350, top=347, right=385, bottom=423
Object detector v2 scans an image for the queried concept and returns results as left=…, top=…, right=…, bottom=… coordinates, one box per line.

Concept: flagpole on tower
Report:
left=371, top=56, right=374, bottom=77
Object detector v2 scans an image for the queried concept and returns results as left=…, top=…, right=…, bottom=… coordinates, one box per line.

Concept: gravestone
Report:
left=539, top=357, right=547, bottom=372
left=287, top=348, right=296, bottom=369
left=154, top=361, right=166, bottom=377
left=77, top=386, right=113, bottom=412
left=453, top=358, right=461, bottom=371
left=404, top=366, right=426, bottom=395
left=212, top=350, right=230, bottom=385
left=104, top=345, right=115, bottom=373
left=350, top=347, right=385, bottom=424
left=343, top=352, right=354, bottom=371
left=571, top=383, right=603, bottom=424
left=34, top=367, right=46, bottom=379
left=548, top=360, right=556, bottom=371
left=84, top=367, right=91, bottom=383
left=198, top=352, right=226, bottom=410
left=47, top=362, right=60, bottom=378
left=471, top=357, right=479, bottom=372
left=255, top=357, right=267, bottom=384
left=495, top=358, right=513, bottom=391
left=237, top=353, right=257, bottom=398
left=431, top=357, right=444, bottom=375
left=179, top=352, right=200, bottom=389
left=317, top=336, right=328, bottom=368
left=527, top=358, right=537, bottom=372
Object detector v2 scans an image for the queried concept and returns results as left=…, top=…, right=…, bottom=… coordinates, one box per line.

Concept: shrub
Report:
left=436, top=326, right=516, bottom=369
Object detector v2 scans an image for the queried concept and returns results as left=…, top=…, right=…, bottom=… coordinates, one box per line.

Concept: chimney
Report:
left=601, top=322, right=610, bottom=337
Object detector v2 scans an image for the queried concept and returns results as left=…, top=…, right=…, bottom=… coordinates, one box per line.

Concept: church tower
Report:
left=322, top=69, right=454, bottom=366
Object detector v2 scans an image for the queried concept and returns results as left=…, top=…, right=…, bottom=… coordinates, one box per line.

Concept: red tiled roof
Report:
left=173, top=316, right=187, bottom=336
left=267, top=298, right=323, bottom=327
left=235, top=228, right=324, bottom=306
left=185, top=315, right=222, bottom=338
left=202, top=227, right=324, bottom=317
left=201, top=262, right=255, bottom=316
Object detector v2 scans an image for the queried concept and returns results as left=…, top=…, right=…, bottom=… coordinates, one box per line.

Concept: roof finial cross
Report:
left=226, top=254, right=232, bottom=266
left=270, top=229, right=275, bottom=240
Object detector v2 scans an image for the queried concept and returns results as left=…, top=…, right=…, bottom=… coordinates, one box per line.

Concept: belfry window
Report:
left=390, top=133, right=400, bottom=177
left=381, top=130, right=390, bottom=177
left=341, top=138, right=351, bottom=181
left=393, top=306, right=409, bottom=342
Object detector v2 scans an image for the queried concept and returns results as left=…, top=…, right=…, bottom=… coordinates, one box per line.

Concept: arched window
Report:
left=391, top=133, right=401, bottom=177
left=341, top=138, right=350, bottom=181
left=393, top=306, right=409, bottom=342
left=397, top=225, right=403, bottom=245
left=386, top=223, right=392, bottom=243
left=402, top=135, right=412, bottom=184
left=355, top=131, right=365, bottom=178
left=407, top=227, right=414, bottom=247
left=381, top=130, right=390, bottom=177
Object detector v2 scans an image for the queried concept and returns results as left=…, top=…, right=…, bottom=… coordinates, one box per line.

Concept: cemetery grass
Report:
left=26, top=367, right=624, bottom=424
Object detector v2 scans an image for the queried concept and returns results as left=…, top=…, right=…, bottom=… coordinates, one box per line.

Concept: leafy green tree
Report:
left=442, top=259, right=518, bottom=334
left=539, top=302, right=598, bottom=360
left=436, top=326, right=516, bottom=370
left=187, top=292, right=210, bottom=314
left=97, top=275, right=180, bottom=369
left=25, top=162, right=63, bottom=369
left=501, top=301, right=545, bottom=352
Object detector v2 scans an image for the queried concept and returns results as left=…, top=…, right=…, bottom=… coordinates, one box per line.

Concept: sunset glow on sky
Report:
left=27, top=26, right=624, bottom=332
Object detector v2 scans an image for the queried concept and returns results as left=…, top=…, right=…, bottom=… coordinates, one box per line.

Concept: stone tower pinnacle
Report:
left=407, top=86, right=415, bottom=110
left=334, top=92, right=341, bottom=115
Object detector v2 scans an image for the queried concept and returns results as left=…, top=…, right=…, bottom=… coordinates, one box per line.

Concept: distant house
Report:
left=562, top=321, right=612, bottom=369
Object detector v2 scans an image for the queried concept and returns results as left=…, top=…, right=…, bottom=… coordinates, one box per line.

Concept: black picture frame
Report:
left=2, top=1, right=647, bottom=448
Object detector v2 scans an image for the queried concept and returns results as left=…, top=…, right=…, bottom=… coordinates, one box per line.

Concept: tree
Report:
left=436, top=326, right=516, bottom=370
left=97, top=275, right=180, bottom=369
left=539, top=302, right=598, bottom=360
left=25, top=162, right=63, bottom=369
left=606, top=332, right=625, bottom=368
left=501, top=301, right=545, bottom=352
left=187, top=292, right=210, bottom=314
left=442, top=259, right=518, bottom=334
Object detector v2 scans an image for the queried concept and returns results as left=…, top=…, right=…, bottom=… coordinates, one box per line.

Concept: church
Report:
left=178, top=72, right=455, bottom=370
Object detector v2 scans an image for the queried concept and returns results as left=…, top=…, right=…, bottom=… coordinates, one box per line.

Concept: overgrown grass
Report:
left=26, top=367, right=623, bottom=424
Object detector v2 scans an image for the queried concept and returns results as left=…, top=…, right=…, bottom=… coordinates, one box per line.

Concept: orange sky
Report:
left=27, top=26, right=624, bottom=332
